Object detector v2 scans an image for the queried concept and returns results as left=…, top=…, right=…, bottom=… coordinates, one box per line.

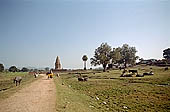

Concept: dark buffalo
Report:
left=129, top=70, right=138, bottom=74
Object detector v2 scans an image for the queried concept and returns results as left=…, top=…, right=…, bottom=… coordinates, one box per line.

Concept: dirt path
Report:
left=0, top=74, right=56, bottom=112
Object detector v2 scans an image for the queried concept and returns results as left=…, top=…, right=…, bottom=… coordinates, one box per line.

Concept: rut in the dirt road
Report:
left=0, top=75, right=56, bottom=112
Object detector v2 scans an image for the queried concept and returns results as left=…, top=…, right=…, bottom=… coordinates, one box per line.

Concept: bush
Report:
left=21, top=67, right=29, bottom=72
left=0, top=63, right=4, bottom=72
left=9, top=66, right=18, bottom=72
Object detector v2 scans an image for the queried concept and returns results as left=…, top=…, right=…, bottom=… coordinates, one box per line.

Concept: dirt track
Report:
left=0, top=74, right=56, bottom=112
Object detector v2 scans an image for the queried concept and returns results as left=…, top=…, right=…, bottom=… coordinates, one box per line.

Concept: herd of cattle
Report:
left=120, top=67, right=168, bottom=77
left=120, top=69, right=154, bottom=77
left=13, top=67, right=169, bottom=85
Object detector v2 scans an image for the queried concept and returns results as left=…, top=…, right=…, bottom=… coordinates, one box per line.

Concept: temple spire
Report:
left=55, top=56, right=61, bottom=70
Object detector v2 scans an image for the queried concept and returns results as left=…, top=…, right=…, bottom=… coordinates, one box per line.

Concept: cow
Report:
left=120, top=73, right=132, bottom=77
left=78, top=77, right=88, bottom=81
left=143, top=71, right=154, bottom=76
left=56, top=73, right=60, bottom=77
left=136, top=74, right=144, bottom=77
left=78, top=77, right=84, bottom=81
left=34, top=73, right=39, bottom=78
left=129, top=70, right=138, bottom=74
left=165, top=67, right=168, bottom=71
left=13, top=76, right=22, bottom=86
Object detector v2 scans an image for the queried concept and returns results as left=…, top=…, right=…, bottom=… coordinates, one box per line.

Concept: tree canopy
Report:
left=91, top=43, right=138, bottom=71
left=45, top=67, right=50, bottom=71
left=120, top=44, right=139, bottom=67
left=21, top=67, right=29, bottom=72
left=82, top=55, right=88, bottom=70
left=9, top=66, right=18, bottom=72
left=91, top=43, right=112, bottom=72
left=163, top=48, right=170, bottom=60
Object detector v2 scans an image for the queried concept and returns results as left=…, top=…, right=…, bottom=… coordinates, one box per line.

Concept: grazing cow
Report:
left=13, top=76, right=22, bottom=86
left=56, top=73, right=60, bottom=77
left=143, top=71, right=154, bottom=76
left=34, top=73, right=39, bottom=78
left=119, top=66, right=125, bottom=70
left=83, top=77, right=88, bottom=81
left=78, top=77, right=88, bottom=81
left=129, top=70, right=138, bottom=74
left=136, top=74, right=144, bottom=77
left=165, top=67, right=168, bottom=71
left=78, top=77, right=84, bottom=81
left=120, top=74, right=132, bottom=77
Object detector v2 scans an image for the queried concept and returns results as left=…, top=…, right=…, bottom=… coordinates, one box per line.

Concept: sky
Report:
left=0, top=0, right=170, bottom=69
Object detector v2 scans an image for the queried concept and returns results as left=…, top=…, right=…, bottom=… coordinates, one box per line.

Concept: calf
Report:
left=13, top=76, right=22, bottom=86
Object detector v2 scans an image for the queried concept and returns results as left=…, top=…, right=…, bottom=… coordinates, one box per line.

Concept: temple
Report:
left=55, top=56, right=61, bottom=70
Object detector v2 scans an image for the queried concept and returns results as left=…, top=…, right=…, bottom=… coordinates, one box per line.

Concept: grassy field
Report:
left=54, top=77, right=98, bottom=112
left=59, top=66, right=170, bottom=112
left=0, top=72, right=39, bottom=100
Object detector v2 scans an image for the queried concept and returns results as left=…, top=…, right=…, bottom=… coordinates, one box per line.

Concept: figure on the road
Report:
left=46, top=70, right=53, bottom=79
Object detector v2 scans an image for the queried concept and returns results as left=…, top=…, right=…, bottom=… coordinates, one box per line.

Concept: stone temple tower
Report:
left=55, top=56, right=61, bottom=70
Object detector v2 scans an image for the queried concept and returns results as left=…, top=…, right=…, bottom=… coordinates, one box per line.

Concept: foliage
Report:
left=0, top=63, right=4, bottom=72
left=120, top=44, right=139, bottom=67
left=163, top=48, right=170, bottom=60
left=9, top=66, right=18, bottom=72
left=91, top=43, right=138, bottom=71
left=21, top=67, right=29, bottom=72
left=91, top=43, right=112, bottom=72
left=111, top=44, right=139, bottom=67
left=111, top=47, right=123, bottom=64
left=82, top=55, right=88, bottom=70
left=45, top=67, right=50, bottom=71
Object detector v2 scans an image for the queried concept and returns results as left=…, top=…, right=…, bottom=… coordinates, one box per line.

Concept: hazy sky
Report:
left=0, top=0, right=170, bottom=69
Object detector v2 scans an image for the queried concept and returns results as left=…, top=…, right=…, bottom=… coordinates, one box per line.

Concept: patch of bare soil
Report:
left=0, top=74, right=56, bottom=112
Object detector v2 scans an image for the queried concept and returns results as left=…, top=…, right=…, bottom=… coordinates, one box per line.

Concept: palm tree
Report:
left=82, top=55, right=88, bottom=70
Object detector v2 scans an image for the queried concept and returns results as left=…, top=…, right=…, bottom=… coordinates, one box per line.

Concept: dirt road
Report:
left=0, top=74, right=56, bottom=112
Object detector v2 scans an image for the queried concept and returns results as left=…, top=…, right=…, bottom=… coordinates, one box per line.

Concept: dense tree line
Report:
left=91, top=43, right=139, bottom=72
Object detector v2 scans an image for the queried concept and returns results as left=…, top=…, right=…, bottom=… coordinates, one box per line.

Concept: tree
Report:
left=21, top=67, right=29, bottom=72
left=111, top=47, right=123, bottom=64
left=45, top=67, right=50, bottom=71
left=120, top=44, right=138, bottom=68
left=0, top=63, right=4, bottom=72
left=9, top=66, right=18, bottom=72
left=163, top=48, right=170, bottom=60
left=91, top=43, right=112, bottom=72
left=82, top=55, right=88, bottom=70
